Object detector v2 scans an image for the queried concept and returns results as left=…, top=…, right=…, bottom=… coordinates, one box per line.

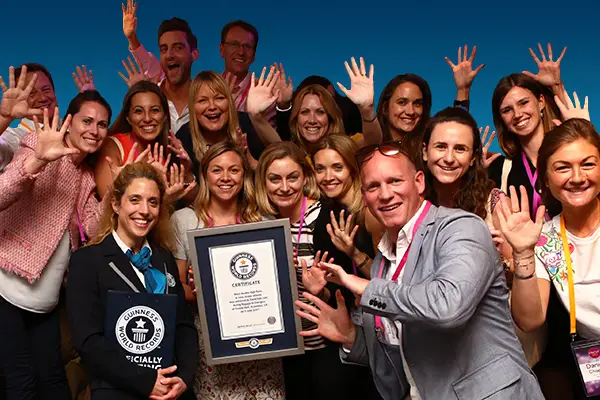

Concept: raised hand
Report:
left=445, top=44, right=485, bottom=91
left=33, top=107, right=76, bottom=162
left=495, top=186, right=545, bottom=254
left=554, top=91, right=589, bottom=125
left=523, top=43, right=566, bottom=88
left=326, top=210, right=359, bottom=257
left=337, top=57, right=374, bottom=111
left=295, top=290, right=356, bottom=346
left=147, top=143, right=172, bottom=176
left=105, top=142, right=151, bottom=181
left=272, top=63, right=293, bottom=106
left=167, top=131, right=193, bottom=172
left=118, top=56, right=148, bottom=87
left=0, top=66, right=43, bottom=120
left=246, top=66, right=280, bottom=116
left=164, top=163, right=197, bottom=204
left=122, top=0, right=138, bottom=39
left=299, top=250, right=334, bottom=296
left=72, top=65, right=95, bottom=93
left=480, top=126, right=501, bottom=168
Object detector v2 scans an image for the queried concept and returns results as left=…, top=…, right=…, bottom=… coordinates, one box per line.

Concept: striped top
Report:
left=290, top=200, right=326, bottom=350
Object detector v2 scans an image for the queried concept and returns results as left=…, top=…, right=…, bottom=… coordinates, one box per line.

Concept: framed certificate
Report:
left=187, top=219, right=305, bottom=365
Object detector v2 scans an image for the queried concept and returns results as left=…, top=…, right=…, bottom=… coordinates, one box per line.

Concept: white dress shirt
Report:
left=377, top=200, right=428, bottom=400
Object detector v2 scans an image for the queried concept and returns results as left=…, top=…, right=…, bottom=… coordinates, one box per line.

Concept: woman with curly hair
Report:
left=422, top=107, right=495, bottom=219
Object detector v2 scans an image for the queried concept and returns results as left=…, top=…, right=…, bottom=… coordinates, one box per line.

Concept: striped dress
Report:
left=289, top=200, right=326, bottom=350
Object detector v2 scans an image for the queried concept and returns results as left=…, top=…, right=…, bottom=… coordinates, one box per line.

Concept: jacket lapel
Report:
left=101, top=234, right=147, bottom=293
left=401, top=205, right=439, bottom=284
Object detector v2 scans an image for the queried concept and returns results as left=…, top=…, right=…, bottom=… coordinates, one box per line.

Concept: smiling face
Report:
left=361, top=152, right=425, bottom=238
left=206, top=151, right=244, bottom=203
left=296, top=94, right=330, bottom=143
left=387, top=82, right=424, bottom=133
left=65, top=101, right=110, bottom=155
left=126, top=92, right=166, bottom=144
left=25, top=71, right=57, bottom=113
left=265, top=157, right=306, bottom=211
left=546, top=139, right=600, bottom=210
left=219, top=26, right=257, bottom=76
left=423, top=121, right=475, bottom=187
left=159, top=31, right=198, bottom=86
left=314, top=148, right=352, bottom=200
left=194, top=83, right=230, bottom=133
left=499, top=86, right=545, bottom=137
left=112, top=178, right=161, bottom=247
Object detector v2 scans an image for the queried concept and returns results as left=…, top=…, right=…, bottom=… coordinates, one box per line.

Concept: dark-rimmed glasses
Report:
left=355, top=140, right=405, bottom=168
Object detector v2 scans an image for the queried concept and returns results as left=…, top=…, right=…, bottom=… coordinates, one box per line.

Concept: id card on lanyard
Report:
left=374, top=201, right=431, bottom=344
left=561, top=215, right=600, bottom=397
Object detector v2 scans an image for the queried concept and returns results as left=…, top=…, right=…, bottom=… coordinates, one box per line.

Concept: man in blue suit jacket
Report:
left=296, top=142, right=544, bottom=400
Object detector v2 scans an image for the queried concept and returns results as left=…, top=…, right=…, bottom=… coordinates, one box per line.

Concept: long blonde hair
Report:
left=289, top=84, right=344, bottom=152
left=188, top=71, right=239, bottom=162
left=254, top=142, right=320, bottom=216
left=193, top=141, right=261, bottom=226
left=312, top=134, right=364, bottom=222
left=90, top=163, right=175, bottom=251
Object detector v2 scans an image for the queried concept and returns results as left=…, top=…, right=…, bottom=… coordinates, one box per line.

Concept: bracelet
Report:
left=361, top=114, right=377, bottom=123
left=356, top=253, right=370, bottom=269
left=183, top=173, right=196, bottom=187
left=276, top=103, right=292, bottom=112
left=513, top=256, right=534, bottom=269
left=514, top=271, right=536, bottom=280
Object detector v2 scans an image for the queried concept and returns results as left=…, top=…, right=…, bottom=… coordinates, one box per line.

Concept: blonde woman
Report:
left=170, top=141, right=285, bottom=399
left=312, top=134, right=384, bottom=277
left=254, top=141, right=378, bottom=400
left=67, top=162, right=198, bottom=400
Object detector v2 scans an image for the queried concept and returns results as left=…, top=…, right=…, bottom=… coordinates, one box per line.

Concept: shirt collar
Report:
left=234, top=72, right=251, bottom=91
left=377, top=200, right=428, bottom=263
left=112, top=230, right=151, bottom=256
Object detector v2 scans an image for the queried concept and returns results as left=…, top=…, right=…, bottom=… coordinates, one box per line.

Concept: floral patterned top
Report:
left=534, top=214, right=600, bottom=339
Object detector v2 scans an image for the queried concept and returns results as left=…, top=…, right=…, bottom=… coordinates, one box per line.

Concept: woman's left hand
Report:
left=326, top=210, right=359, bottom=257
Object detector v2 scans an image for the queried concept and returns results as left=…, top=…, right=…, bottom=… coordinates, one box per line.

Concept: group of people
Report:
left=0, top=1, right=598, bottom=399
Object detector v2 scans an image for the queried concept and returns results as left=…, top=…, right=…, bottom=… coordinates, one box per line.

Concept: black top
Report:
left=489, top=154, right=548, bottom=219
left=66, top=234, right=198, bottom=399
left=177, top=111, right=266, bottom=174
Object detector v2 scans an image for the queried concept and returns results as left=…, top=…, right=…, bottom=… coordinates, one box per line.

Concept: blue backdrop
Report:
left=2, top=0, right=598, bottom=153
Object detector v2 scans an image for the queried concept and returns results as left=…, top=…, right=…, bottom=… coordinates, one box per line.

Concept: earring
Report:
left=541, top=109, right=545, bottom=119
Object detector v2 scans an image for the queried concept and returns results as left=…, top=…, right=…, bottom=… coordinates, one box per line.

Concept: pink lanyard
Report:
left=75, top=209, right=87, bottom=244
left=374, top=201, right=431, bottom=331
left=522, top=152, right=543, bottom=217
left=295, top=196, right=308, bottom=245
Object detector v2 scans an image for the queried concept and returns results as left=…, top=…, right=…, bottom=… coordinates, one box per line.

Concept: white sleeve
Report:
left=0, top=127, right=28, bottom=172
left=170, top=212, right=188, bottom=261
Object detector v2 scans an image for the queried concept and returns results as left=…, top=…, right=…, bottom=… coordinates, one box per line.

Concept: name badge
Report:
left=571, top=338, right=600, bottom=397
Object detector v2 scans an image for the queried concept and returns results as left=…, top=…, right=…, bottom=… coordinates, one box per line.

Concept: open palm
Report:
left=0, top=66, right=42, bottom=120
left=34, top=107, right=78, bottom=162
left=337, top=57, right=374, bottom=109
left=523, top=43, right=566, bottom=88
left=300, top=250, right=333, bottom=296
left=495, top=186, right=545, bottom=253
left=445, top=45, right=485, bottom=90
left=246, top=66, right=280, bottom=115
left=296, top=291, right=355, bottom=345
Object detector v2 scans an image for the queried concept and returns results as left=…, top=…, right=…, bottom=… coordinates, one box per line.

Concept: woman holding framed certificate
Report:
left=171, top=141, right=287, bottom=399
left=67, top=163, right=198, bottom=400
left=255, top=141, right=379, bottom=400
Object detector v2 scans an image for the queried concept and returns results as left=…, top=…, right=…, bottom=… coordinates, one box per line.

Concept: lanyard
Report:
left=560, top=214, right=579, bottom=339
left=232, top=75, right=252, bottom=110
left=375, top=201, right=431, bottom=331
left=522, top=152, right=543, bottom=217
left=296, top=196, right=308, bottom=244
left=75, top=209, right=87, bottom=245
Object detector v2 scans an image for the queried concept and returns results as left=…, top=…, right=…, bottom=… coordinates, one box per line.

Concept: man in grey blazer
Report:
left=296, top=142, right=544, bottom=400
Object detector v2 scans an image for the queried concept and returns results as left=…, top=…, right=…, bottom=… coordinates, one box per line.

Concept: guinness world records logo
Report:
left=115, top=306, right=165, bottom=355
left=230, top=252, right=259, bottom=280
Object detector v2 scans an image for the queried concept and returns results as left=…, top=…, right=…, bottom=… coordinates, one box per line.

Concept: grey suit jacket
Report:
left=341, top=205, right=544, bottom=400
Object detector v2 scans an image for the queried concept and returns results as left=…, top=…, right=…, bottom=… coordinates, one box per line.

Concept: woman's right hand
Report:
left=495, top=185, right=545, bottom=255
left=0, top=65, right=43, bottom=121
left=33, top=107, right=76, bottom=163
left=105, top=142, right=151, bottom=182
left=326, top=210, right=359, bottom=257
left=299, top=250, right=333, bottom=296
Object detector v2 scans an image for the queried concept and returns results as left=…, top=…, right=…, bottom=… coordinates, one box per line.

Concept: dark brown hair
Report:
left=422, top=107, right=495, bottom=219
left=221, top=20, right=258, bottom=48
left=158, top=17, right=198, bottom=50
left=492, top=73, right=561, bottom=158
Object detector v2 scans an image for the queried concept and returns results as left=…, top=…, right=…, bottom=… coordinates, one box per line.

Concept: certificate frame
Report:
left=187, top=219, right=305, bottom=365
